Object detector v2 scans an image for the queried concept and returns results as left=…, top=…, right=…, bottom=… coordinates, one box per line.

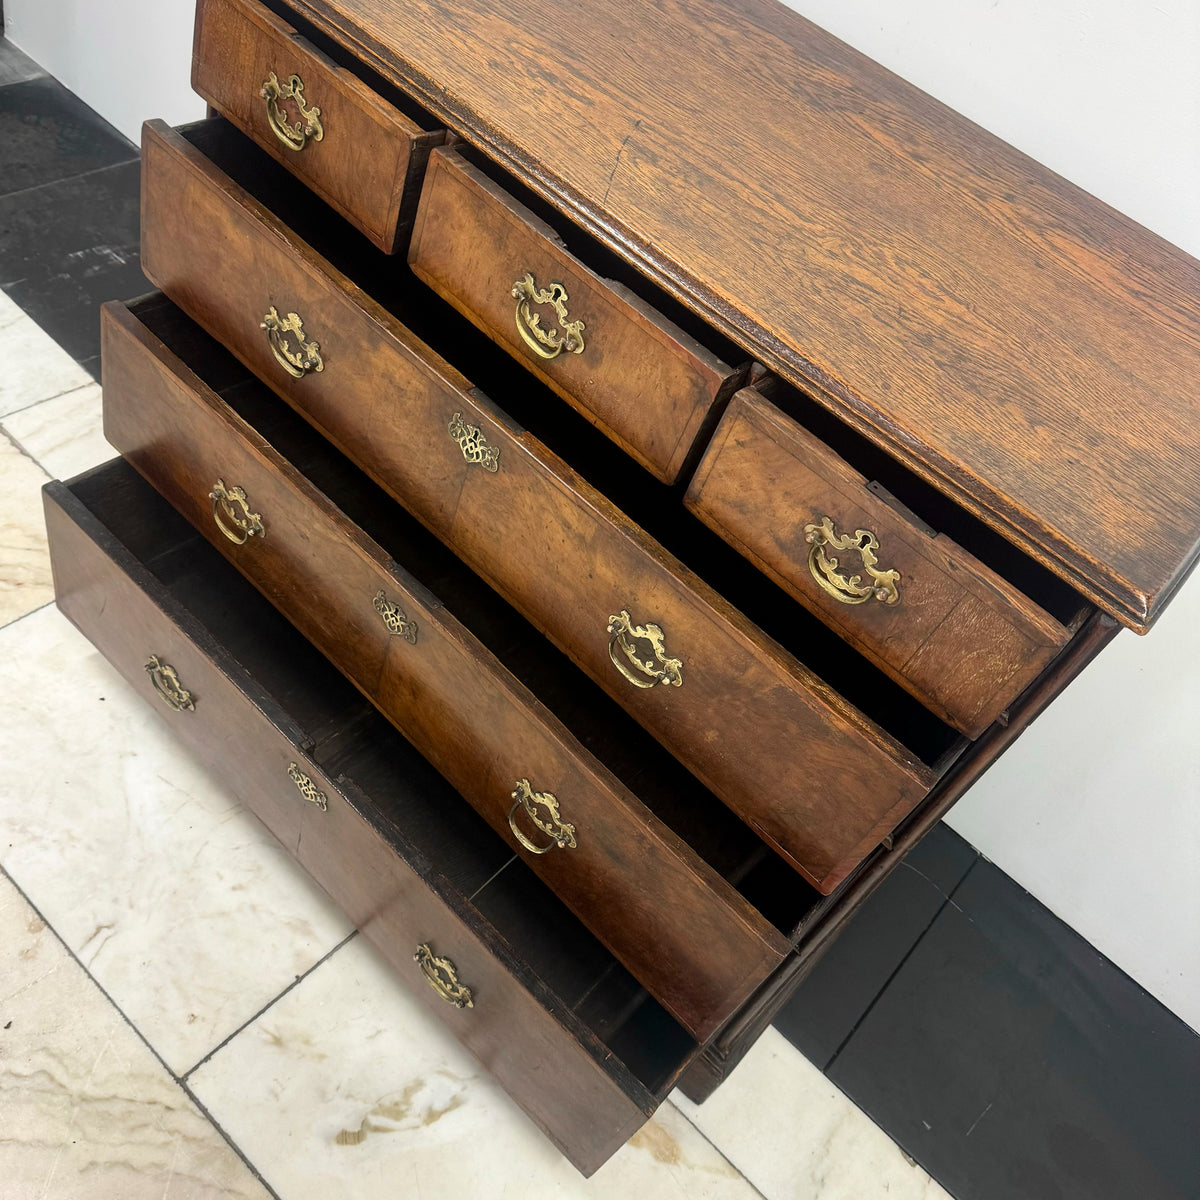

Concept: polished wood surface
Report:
left=193, top=0, right=443, bottom=251
left=409, top=148, right=741, bottom=483
left=687, top=389, right=1072, bottom=737
left=100, top=297, right=791, bottom=1040
left=285, top=0, right=1200, bottom=632
left=138, top=119, right=937, bottom=894
left=43, top=470, right=669, bottom=1174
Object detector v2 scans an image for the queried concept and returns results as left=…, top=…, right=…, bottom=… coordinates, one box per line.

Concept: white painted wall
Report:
left=6, top=0, right=1198, bottom=1030
left=3, top=0, right=203, bottom=145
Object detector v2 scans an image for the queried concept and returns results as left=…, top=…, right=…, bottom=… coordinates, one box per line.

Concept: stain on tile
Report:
left=0, top=76, right=136, bottom=196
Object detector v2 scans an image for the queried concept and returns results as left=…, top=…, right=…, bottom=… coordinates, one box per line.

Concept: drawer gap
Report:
left=68, top=458, right=699, bottom=1103
left=128, top=292, right=827, bottom=941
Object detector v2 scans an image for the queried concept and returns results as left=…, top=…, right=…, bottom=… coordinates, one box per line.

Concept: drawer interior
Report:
left=68, top=457, right=699, bottom=1095
left=176, top=118, right=970, bottom=772
left=126, top=292, right=825, bottom=941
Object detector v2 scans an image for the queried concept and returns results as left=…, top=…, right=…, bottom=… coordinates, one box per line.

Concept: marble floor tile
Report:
left=672, top=1028, right=951, bottom=1200
left=0, top=430, right=54, bottom=627
left=190, top=935, right=756, bottom=1199
left=3, top=380, right=110, bottom=480
left=0, top=871, right=270, bottom=1200
left=0, top=38, right=46, bottom=89
left=0, top=604, right=355, bottom=1075
left=0, top=290, right=92, bottom=417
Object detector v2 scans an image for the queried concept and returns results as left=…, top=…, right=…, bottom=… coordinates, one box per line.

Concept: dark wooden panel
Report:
left=100, top=297, right=790, bottom=1040
left=138, top=119, right=937, bottom=894
left=409, top=147, right=739, bottom=483
left=43, top=473, right=663, bottom=1175
left=686, top=389, right=1072, bottom=736
left=287, top=0, right=1200, bottom=632
left=193, top=0, right=443, bottom=251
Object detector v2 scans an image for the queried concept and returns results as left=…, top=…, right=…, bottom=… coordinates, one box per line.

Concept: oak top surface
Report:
left=291, top=0, right=1200, bottom=631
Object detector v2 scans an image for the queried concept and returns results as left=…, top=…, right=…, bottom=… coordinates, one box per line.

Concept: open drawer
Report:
left=46, top=458, right=708, bottom=1176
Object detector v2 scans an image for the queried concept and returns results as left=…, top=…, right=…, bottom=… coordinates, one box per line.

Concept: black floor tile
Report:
left=774, top=823, right=977, bottom=1068
left=78, top=353, right=102, bottom=382
left=826, top=860, right=1200, bottom=1200
left=0, top=39, right=45, bottom=89
left=0, top=75, right=136, bottom=197
left=0, top=159, right=145, bottom=362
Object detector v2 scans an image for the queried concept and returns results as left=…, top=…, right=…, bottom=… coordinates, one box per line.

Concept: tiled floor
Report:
left=0, top=177, right=952, bottom=1200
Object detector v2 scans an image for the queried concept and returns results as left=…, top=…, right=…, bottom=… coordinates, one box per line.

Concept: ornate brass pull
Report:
left=145, top=655, right=195, bottom=711
left=260, top=71, right=324, bottom=151
left=288, top=762, right=328, bottom=811
left=261, top=306, right=324, bottom=378
left=511, top=273, right=586, bottom=360
left=607, top=609, right=683, bottom=689
left=413, top=943, right=474, bottom=1009
left=373, top=590, right=418, bottom=644
left=508, top=779, right=577, bottom=855
left=447, top=412, right=500, bottom=472
left=804, top=516, right=901, bottom=606
left=209, top=479, right=265, bottom=545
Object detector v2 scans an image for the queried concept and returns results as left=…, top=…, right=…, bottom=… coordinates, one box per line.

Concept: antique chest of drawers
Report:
left=44, top=0, right=1200, bottom=1175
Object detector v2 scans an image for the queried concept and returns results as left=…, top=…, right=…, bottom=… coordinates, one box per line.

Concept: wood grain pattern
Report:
left=283, top=0, right=1200, bottom=631
left=686, top=389, right=1072, bottom=737
left=193, top=0, right=444, bottom=251
left=409, top=148, right=740, bottom=483
left=138, top=119, right=936, bottom=894
left=100, top=297, right=790, bottom=1041
left=43, top=475, right=662, bottom=1174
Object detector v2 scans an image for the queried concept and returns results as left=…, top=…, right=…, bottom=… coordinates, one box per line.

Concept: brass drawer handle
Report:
left=804, top=516, right=901, bottom=606
left=209, top=479, right=265, bottom=545
left=288, top=762, right=328, bottom=811
left=447, top=412, right=500, bottom=472
left=373, top=591, right=418, bottom=643
left=508, top=779, right=577, bottom=854
left=414, top=943, right=474, bottom=1009
left=511, top=273, right=586, bottom=360
left=145, top=655, right=195, bottom=711
left=261, top=306, right=324, bottom=378
left=260, top=71, right=324, bottom=152
left=607, top=609, right=683, bottom=689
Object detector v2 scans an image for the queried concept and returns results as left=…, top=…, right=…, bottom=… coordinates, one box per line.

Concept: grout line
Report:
left=182, top=928, right=359, bottom=1081
left=0, top=598, right=55, bottom=634
left=0, top=860, right=328, bottom=1200
left=0, top=376, right=99, bottom=423
left=0, top=420, right=50, bottom=468
left=663, top=1099, right=771, bottom=1199
left=822, top=862, right=978, bottom=1074
left=0, top=155, right=139, bottom=207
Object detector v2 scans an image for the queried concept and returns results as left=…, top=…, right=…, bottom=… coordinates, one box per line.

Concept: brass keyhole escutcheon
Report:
left=413, top=943, right=474, bottom=1009
left=607, top=609, right=683, bottom=690
left=508, top=779, right=577, bottom=855
left=511, top=273, right=586, bottom=360
left=804, top=516, right=901, bottom=606
left=447, top=412, right=500, bottom=472
left=287, top=763, right=328, bottom=811
left=209, top=479, right=265, bottom=546
left=260, top=71, right=324, bottom=151
left=373, top=591, right=418, bottom=644
left=145, top=656, right=194, bottom=712
left=261, top=306, right=324, bottom=378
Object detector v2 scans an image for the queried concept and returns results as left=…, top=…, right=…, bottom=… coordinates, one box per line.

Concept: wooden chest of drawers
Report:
left=44, top=0, right=1200, bottom=1175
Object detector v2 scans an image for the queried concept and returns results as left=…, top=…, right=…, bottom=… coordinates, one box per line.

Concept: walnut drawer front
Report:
left=686, top=390, right=1074, bottom=737
left=192, top=0, right=443, bottom=252
left=100, top=295, right=794, bottom=1041
left=43, top=461, right=698, bottom=1175
left=409, top=147, right=742, bottom=484
left=139, top=117, right=939, bottom=895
